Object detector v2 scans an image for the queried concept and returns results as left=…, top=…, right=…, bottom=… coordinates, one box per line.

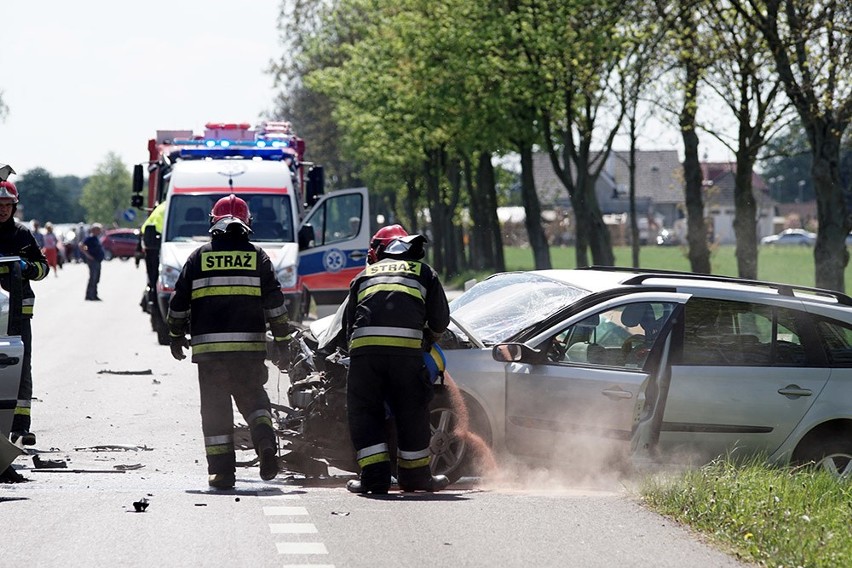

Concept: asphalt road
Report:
left=2, top=258, right=751, bottom=567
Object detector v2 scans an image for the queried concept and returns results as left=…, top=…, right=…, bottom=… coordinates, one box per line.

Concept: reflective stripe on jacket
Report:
left=0, top=218, right=49, bottom=317
left=345, top=258, right=449, bottom=356
left=166, top=233, right=290, bottom=362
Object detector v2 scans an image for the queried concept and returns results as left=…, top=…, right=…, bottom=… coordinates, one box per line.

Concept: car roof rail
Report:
left=580, top=265, right=852, bottom=307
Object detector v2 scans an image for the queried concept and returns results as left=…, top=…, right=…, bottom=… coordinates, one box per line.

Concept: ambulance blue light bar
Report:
left=179, top=147, right=293, bottom=160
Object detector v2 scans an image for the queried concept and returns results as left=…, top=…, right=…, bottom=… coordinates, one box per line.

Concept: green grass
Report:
left=641, top=459, right=852, bottom=567
left=447, top=245, right=852, bottom=292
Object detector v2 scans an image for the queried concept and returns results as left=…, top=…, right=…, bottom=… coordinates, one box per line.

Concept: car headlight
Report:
left=277, top=265, right=297, bottom=288
left=159, top=265, right=181, bottom=291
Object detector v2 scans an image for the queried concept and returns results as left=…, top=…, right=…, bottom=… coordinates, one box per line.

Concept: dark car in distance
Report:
left=101, top=228, right=140, bottom=260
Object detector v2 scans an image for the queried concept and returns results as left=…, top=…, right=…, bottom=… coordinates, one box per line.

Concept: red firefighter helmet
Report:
left=0, top=181, right=19, bottom=203
left=209, top=194, right=252, bottom=234
left=368, top=224, right=408, bottom=264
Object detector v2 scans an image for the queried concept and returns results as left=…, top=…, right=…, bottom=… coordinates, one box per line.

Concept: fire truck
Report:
left=131, top=122, right=370, bottom=345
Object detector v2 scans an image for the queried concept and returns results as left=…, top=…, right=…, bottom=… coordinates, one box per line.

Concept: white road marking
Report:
left=263, top=506, right=309, bottom=516
left=281, top=565, right=335, bottom=568
left=269, top=523, right=318, bottom=534
left=275, top=542, right=329, bottom=554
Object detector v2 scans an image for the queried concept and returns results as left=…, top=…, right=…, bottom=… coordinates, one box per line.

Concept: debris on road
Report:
left=33, top=455, right=67, bottom=469
left=133, top=498, right=149, bottom=512
left=97, top=369, right=154, bottom=376
left=74, top=444, right=154, bottom=452
left=114, top=463, right=145, bottom=471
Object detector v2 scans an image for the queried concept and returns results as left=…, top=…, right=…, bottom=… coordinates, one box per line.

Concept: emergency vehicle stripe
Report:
left=193, top=332, right=267, bottom=344
left=398, top=452, right=431, bottom=469
left=357, top=283, right=423, bottom=303
left=193, top=276, right=260, bottom=289
left=191, top=286, right=261, bottom=299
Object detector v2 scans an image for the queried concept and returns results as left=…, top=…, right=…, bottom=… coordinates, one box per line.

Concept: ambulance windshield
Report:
left=165, top=194, right=296, bottom=243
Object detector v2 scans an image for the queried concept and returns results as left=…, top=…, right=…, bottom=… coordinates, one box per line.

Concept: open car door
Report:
left=297, top=187, right=370, bottom=313
left=0, top=257, right=25, bottom=437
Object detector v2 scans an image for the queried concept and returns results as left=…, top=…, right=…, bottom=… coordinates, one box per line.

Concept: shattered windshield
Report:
left=449, top=272, right=589, bottom=345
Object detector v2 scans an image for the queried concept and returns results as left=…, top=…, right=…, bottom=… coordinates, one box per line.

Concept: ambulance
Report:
left=132, top=122, right=370, bottom=344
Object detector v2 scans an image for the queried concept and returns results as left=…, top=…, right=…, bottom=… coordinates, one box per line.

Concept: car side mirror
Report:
left=492, top=343, right=541, bottom=363
left=298, top=224, right=315, bottom=250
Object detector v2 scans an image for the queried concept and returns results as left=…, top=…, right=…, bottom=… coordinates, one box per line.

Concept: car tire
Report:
left=104, top=250, right=113, bottom=261
left=152, top=307, right=171, bottom=346
left=793, top=436, right=852, bottom=479
left=428, top=391, right=470, bottom=484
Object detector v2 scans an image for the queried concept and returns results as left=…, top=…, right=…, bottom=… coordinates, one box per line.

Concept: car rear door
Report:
left=502, top=294, right=687, bottom=461
left=297, top=187, right=370, bottom=312
left=0, top=257, right=25, bottom=437
left=657, top=296, right=830, bottom=463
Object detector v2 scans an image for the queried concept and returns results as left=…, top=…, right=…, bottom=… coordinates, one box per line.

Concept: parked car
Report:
left=101, top=228, right=140, bottom=261
left=0, top=257, right=25, bottom=438
left=436, top=267, right=852, bottom=479
left=760, top=228, right=816, bottom=246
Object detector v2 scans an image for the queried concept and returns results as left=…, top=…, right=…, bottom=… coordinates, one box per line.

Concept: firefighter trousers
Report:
left=11, top=318, right=33, bottom=433
left=197, top=358, right=276, bottom=476
left=347, top=353, right=434, bottom=488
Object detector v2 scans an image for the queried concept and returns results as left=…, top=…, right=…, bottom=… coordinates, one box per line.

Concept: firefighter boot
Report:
left=399, top=474, right=450, bottom=493
left=10, top=431, right=36, bottom=446
left=258, top=441, right=279, bottom=481
left=208, top=472, right=236, bottom=490
left=346, top=461, right=391, bottom=495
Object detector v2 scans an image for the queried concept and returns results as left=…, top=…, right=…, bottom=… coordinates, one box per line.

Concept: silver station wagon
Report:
left=431, top=267, right=852, bottom=480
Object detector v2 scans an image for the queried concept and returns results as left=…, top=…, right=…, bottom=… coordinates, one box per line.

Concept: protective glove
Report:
left=274, top=338, right=292, bottom=371
left=170, top=335, right=189, bottom=361
left=18, top=259, right=28, bottom=273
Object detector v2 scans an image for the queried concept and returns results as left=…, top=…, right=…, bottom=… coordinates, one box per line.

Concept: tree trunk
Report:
left=733, top=146, right=758, bottom=279
left=628, top=120, right=640, bottom=268
left=518, top=142, right=552, bottom=269
left=476, top=152, right=504, bottom=271
left=807, top=119, right=849, bottom=292
left=680, top=34, right=711, bottom=275
left=424, top=152, right=445, bottom=273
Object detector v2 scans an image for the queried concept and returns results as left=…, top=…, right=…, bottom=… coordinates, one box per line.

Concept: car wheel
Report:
left=104, top=250, right=113, bottom=261
left=794, top=437, right=852, bottom=479
left=428, top=391, right=469, bottom=484
left=152, top=307, right=171, bottom=346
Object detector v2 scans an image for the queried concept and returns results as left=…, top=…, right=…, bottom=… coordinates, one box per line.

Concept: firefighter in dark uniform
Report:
left=167, top=194, right=292, bottom=490
left=0, top=179, right=49, bottom=454
left=344, top=229, right=450, bottom=494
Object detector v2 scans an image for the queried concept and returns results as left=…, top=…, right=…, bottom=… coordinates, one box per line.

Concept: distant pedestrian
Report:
left=31, top=220, right=44, bottom=249
left=81, top=223, right=104, bottom=301
left=43, top=222, right=59, bottom=276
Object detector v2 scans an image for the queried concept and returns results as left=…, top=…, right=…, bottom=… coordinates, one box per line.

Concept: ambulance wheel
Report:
left=152, top=308, right=170, bottom=346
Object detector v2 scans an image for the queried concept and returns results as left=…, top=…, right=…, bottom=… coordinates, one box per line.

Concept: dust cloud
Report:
left=444, top=373, right=701, bottom=495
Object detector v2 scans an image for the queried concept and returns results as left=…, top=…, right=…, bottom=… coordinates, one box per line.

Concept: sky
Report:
left=0, top=1, right=734, bottom=181
left=0, top=1, right=282, bottom=178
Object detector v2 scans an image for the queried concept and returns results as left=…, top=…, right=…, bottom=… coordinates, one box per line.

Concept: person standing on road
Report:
left=167, top=194, right=293, bottom=490
left=80, top=223, right=104, bottom=301
left=343, top=226, right=451, bottom=494
left=0, top=179, right=49, bottom=462
left=139, top=201, right=165, bottom=312
left=42, top=222, right=59, bottom=276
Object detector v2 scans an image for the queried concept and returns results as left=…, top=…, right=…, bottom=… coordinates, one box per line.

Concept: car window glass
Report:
left=815, top=318, right=852, bottom=366
left=680, top=298, right=809, bottom=366
left=450, top=273, right=588, bottom=345
left=545, top=302, right=676, bottom=369
left=0, top=289, right=8, bottom=335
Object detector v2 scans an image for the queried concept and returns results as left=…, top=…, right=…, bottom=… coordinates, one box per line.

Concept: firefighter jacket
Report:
left=344, top=257, right=449, bottom=356
left=0, top=217, right=49, bottom=317
left=166, top=233, right=291, bottom=363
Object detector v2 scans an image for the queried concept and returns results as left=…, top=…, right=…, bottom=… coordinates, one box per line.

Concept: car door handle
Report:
left=602, top=388, right=633, bottom=400
left=777, top=385, right=812, bottom=398
left=0, top=356, right=20, bottom=367
left=350, top=251, right=367, bottom=260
